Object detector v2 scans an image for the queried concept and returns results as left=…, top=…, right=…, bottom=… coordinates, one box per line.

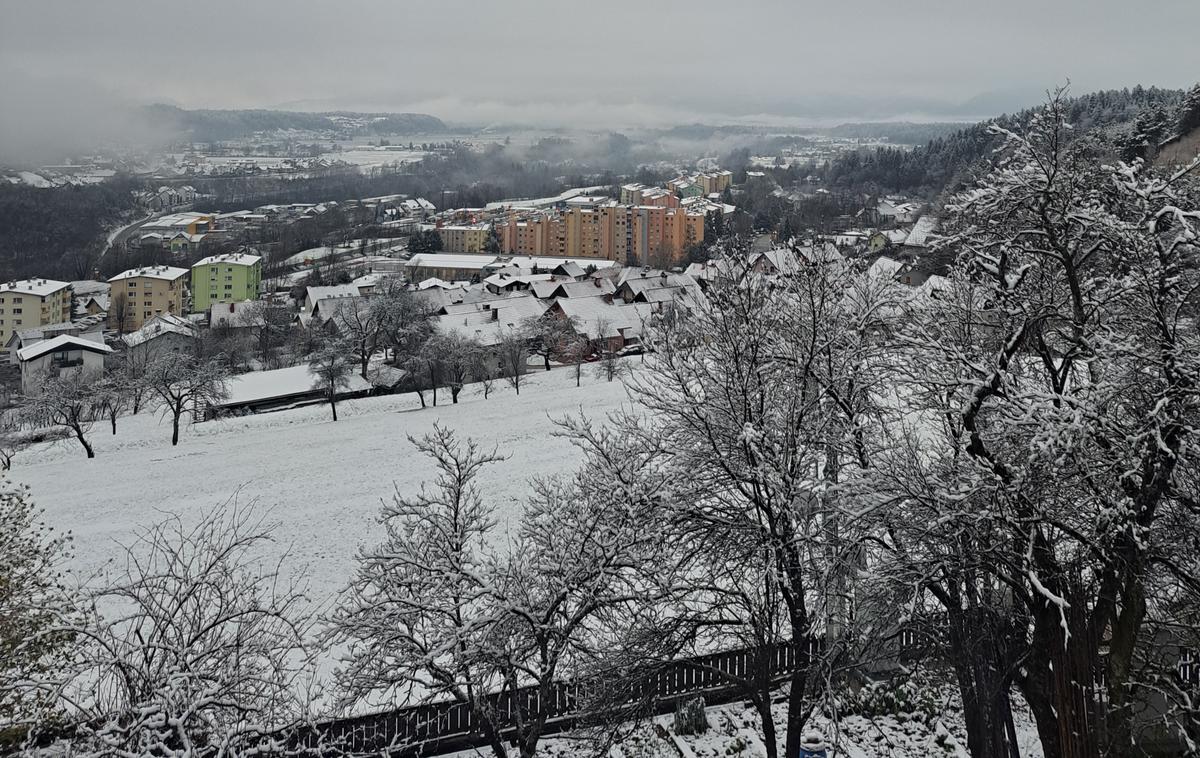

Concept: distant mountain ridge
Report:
left=142, top=105, right=448, bottom=142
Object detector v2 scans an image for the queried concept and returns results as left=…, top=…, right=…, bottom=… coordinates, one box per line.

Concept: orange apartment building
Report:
left=497, top=200, right=703, bottom=266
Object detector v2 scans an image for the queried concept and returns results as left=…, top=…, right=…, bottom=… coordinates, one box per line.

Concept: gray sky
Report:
left=1, top=0, right=1197, bottom=131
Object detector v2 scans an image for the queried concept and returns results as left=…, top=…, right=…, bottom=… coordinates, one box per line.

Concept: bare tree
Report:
left=239, top=301, right=295, bottom=369
left=24, top=369, right=101, bottom=458
left=329, top=426, right=511, bottom=758
left=28, top=506, right=316, bottom=757
left=496, top=328, right=528, bottom=396
left=330, top=298, right=382, bottom=380
left=143, top=353, right=230, bottom=445
left=307, top=337, right=354, bottom=421
left=561, top=333, right=590, bottom=388
left=592, top=321, right=627, bottom=383
left=520, top=313, right=576, bottom=372
left=109, top=346, right=151, bottom=415
left=425, top=333, right=480, bottom=404
left=108, top=291, right=133, bottom=335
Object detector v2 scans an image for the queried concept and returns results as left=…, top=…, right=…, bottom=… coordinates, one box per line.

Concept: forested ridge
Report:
left=822, top=85, right=1192, bottom=195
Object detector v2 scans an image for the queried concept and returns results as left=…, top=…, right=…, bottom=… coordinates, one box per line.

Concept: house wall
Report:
left=20, top=348, right=105, bottom=394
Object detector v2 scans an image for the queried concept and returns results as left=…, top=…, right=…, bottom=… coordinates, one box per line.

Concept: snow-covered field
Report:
left=12, top=366, right=638, bottom=602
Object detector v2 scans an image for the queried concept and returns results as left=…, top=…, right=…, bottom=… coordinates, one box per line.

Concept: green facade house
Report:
left=190, top=252, right=263, bottom=313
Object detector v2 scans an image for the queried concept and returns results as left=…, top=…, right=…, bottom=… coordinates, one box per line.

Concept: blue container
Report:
left=798, top=732, right=828, bottom=758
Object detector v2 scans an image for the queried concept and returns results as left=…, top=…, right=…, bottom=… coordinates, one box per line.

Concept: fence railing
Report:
left=312, top=638, right=823, bottom=757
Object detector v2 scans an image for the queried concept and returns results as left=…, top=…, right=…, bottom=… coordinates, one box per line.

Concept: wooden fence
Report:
left=311, top=639, right=822, bottom=757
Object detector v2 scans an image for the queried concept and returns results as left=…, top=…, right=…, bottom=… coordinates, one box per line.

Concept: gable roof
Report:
left=17, top=334, right=112, bottom=362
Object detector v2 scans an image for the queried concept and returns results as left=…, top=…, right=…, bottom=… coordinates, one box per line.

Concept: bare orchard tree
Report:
left=561, top=332, right=590, bottom=388
left=330, top=298, right=383, bottom=380
left=329, top=426, right=512, bottom=758
left=406, top=335, right=445, bottom=407
left=143, top=353, right=230, bottom=445
left=472, top=347, right=497, bottom=399
left=23, top=369, right=101, bottom=458
left=29, top=506, right=317, bottom=757
left=0, top=410, right=31, bottom=470
left=92, top=371, right=130, bottom=435
left=592, top=321, right=627, bottom=383
left=497, top=327, right=529, bottom=395
left=239, top=301, right=295, bottom=369
left=426, top=333, right=481, bottom=404
left=372, top=282, right=432, bottom=365
left=307, top=337, right=354, bottom=421
left=109, top=346, right=151, bottom=415
left=330, top=424, right=669, bottom=758
left=520, top=313, right=577, bottom=371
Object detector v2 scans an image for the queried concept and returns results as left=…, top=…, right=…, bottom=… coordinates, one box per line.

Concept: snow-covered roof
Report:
left=193, top=252, right=262, bottom=268
left=868, top=256, right=905, bottom=280
left=904, top=216, right=940, bottom=248
left=210, top=300, right=263, bottom=328
left=69, top=280, right=109, bottom=297
left=219, top=364, right=372, bottom=407
left=121, top=314, right=198, bottom=348
left=0, top=278, right=69, bottom=297
left=108, top=265, right=188, bottom=283
left=554, top=297, right=654, bottom=340
left=406, top=253, right=501, bottom=271
left=483, top=272, right=556, bottom=289
left=304, top=284, right=360, bottom=313
left=503, top=255, right=619, bottom=271
left=17, top=334, right=112, bottom=362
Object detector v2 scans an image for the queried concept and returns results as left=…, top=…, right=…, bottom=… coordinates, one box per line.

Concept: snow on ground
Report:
left=12, top=364, right=639, bottom=603
left=530, top=681, right=1044, bottom=758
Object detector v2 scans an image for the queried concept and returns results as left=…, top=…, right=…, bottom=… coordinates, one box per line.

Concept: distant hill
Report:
left=821, top=86, right=1188, bottom=196
left=142, top=105, right=448, bottom=142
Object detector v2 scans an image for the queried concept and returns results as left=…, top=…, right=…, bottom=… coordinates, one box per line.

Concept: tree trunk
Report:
left=74, top=426, right=95, bottom=458
left=947, top=606, right=1019, bottom=758
left=171, top=408, right=181, bottom=446
left=330, top=392, right=338, bottom=421
left=1021, top=585, right=1099, bottom=758
left=543, top=353, right=550, bottom=371
left=110, top=413, right=117, bottom=434
left=452, top=386, right=460, bottom=403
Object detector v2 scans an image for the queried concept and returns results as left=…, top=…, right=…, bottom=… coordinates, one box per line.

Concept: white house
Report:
left=16, top=334, right=112, bottom=394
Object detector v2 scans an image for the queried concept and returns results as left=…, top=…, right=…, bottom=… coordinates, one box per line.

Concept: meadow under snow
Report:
left=12, top=364, right=638, bottom=603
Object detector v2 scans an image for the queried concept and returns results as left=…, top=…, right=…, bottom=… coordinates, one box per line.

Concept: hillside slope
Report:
left=13, top=366, right=635, bottom=602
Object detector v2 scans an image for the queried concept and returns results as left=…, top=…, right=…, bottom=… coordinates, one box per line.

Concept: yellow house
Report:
left=107, top=265, right=189, bottom=333
left=0, top=278, right=73, bottom=350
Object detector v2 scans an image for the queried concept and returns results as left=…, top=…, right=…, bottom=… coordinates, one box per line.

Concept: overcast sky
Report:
left=1, top=0, right=1197, bottom=131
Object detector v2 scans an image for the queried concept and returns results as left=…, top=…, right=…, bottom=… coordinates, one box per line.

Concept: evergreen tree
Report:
left=1177, top=83, right=1200, bottom=137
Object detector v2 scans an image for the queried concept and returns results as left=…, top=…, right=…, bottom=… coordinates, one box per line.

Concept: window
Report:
left=12, top=308, right=21, bottom=314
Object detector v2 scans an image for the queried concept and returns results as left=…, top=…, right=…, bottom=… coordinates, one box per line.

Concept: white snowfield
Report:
left=13, top=365, right=639, bottom=602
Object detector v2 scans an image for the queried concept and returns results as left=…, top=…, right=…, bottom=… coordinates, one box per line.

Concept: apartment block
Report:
left=496, top=202, right=704, bottom=267
left=0, top=278, right=73, bottom=349
left=438, top=224, right=490, bottom=253
left=191, top=252, right=263, bottom=313
left=107, top=265, right=189, bottom=332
